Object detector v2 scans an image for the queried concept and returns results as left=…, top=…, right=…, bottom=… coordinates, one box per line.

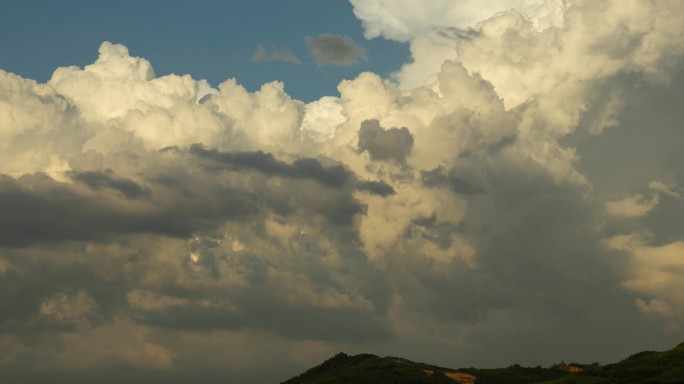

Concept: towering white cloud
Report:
left=0, top=70, right=85, bottom=180
left=351, top=0, right=568, bottom=90
left=350, top=0, right=548, bottom=42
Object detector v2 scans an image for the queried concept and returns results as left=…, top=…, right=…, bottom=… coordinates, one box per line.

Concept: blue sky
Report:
left=0, top=0, right=410, bottom=101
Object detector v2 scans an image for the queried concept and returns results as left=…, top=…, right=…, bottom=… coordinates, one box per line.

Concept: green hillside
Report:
left=281, top=342, right=684, bottom=384
left=570, top=341, right=684, bottom=383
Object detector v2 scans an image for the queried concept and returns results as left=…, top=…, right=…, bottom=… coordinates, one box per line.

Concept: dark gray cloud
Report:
left=420, top=165, right=483, bottom=195
left=357, top=119, right=414, bottom=162
left=70, top=170, right=149, bottom=199
left=379, top=152, right=674, bottom=368
left=188, top=145, right=376, bottom=226
left=132, top=298, right=390, bottom=343
left=0, top=142, right=399, bottom=248
left=1, top=365, right=296, bottom=384
left=0, top=250, right=122, bottom=332
left=0, top=172, right=257, bottom=247
left=190, top=144, right=395, bottom=197
left=305, top=33, right=367, bottom=66
left=190, top=144, right=351, bottom=187
left=356, top=180, right=395, bottom=196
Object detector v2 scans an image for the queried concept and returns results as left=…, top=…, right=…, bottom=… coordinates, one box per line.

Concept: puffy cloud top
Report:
left=350, top=0, right=550, bottom=42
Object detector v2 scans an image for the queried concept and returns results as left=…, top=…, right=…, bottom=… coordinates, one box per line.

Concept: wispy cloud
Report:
left=251, top=44, right=302, bottom=64
left=305, top=33, right=367, bottom=67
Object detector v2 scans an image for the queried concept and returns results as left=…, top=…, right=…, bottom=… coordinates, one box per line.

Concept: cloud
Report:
left=251, top=44, right=302, bottom=64
left=605, top=193, right=660, bottom=219
left=357, top=119, right=414, bottom=162
left=300, top=96, right=346, bottom=142
left=349, top=0, right=563, bottom=89
left=38, top=290, right=101, bottom=331
left=0, top=172, right=257, bottom=247
left=2, top=0, right=684, bottom=381
left=305, top=33, right=367, bottom=67
left=420, top=165, right=483, bottom=195
left=189, top=144, right=351, bottom=188
left=189, top=144, right=394, bottom=196
left=356, top=180, right=395, bottom=197
left=649, top=181, right=683, bottom=199
left=0, top=69, right=86, bottom=180
left=70, top=170, right=149, bottom=199
left=604, top=233, right=684, bottom=327
left=350, top=0, right=550, bottom=42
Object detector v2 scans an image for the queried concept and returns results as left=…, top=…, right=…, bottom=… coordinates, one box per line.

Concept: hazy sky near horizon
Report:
left=1, top=1, right=684, bottom=383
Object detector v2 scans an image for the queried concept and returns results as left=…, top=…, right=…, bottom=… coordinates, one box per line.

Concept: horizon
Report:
left=1, top=1, right=684, bottom=383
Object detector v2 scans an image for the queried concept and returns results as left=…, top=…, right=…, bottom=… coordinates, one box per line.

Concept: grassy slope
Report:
left=569, top=342, right=684, bottom=383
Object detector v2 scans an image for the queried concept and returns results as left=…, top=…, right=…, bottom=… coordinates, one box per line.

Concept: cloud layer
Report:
left=2, top=1, right=684, bottom=382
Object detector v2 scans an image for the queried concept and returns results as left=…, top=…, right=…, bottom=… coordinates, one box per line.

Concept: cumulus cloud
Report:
left=350, top=0, right=565, bottom=90
left=350, top=0, right=551, bottom=42
left=305, top=33, right=367, bottom=66
left=300, top=96, right=346, bottom=142
left=2, top=0, right=684, bottom=382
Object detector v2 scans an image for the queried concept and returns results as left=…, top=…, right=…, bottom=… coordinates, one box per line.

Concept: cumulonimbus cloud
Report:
left=1, top=0, right=684, bottom=382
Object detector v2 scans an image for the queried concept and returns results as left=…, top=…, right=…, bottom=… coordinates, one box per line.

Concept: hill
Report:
left=281, top=342, right=684, bottom=384
left=280, top=352, right=461, bottom=384
left=570, top=341, right=684, bottom=383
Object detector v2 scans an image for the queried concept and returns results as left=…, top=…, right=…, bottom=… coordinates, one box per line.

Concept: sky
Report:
left=0, top=0, right=409, bottom=102
left=1, top=1, right=684, bottom=383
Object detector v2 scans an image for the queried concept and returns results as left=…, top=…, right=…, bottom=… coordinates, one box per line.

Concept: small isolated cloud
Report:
left=251, top=44, right=302, bottom=64
left=305, top=33, right=367, bottom=67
